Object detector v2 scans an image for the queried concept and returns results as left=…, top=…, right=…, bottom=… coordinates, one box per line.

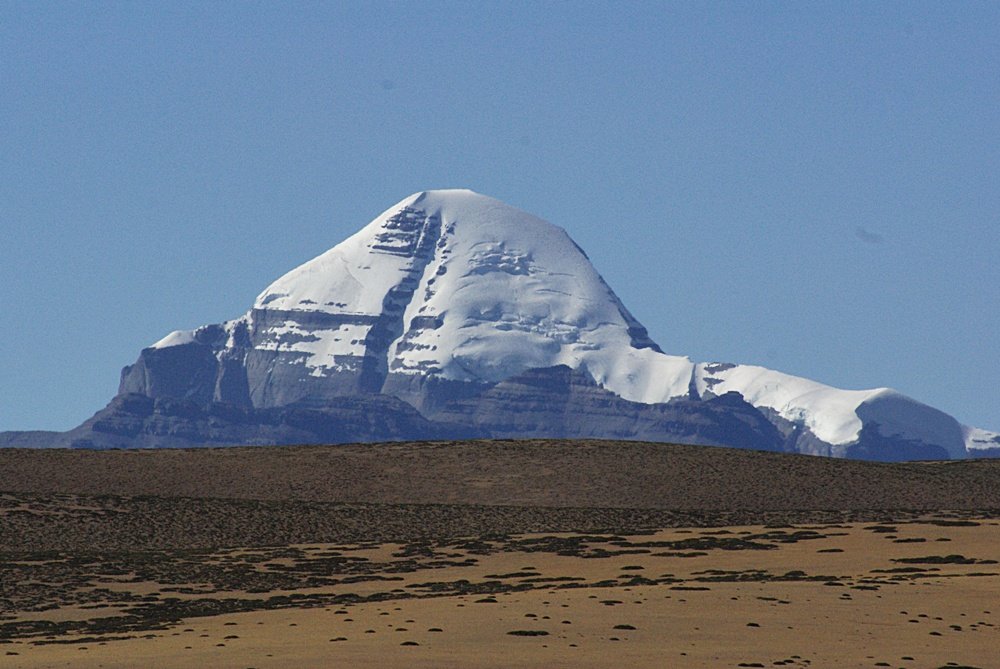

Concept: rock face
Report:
left=433, top=366, right=786, bottom=452
left=21, top=393, right=478, bottom=450
left=8, top=189, right=997, bottom=458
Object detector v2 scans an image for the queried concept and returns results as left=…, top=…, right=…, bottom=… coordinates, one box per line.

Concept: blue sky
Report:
left=2, top=1, right=998, bottom=432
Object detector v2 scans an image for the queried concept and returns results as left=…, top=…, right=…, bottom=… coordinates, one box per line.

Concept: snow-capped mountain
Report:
left=11, top=189, right=997, bottom=458
left=149, top=189, right=692, bottom=409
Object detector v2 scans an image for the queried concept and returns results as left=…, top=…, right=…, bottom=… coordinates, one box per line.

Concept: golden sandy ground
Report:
left=4, top=518, right=999, bottom=669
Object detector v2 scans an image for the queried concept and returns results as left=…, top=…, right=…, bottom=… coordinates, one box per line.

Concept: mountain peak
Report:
left=247, top=188, right=673, bottom=399
left=115, top=190, right=995, bottom=460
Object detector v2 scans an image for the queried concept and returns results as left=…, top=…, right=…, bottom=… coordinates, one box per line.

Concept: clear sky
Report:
left=2, top=1, right=998, bottom=433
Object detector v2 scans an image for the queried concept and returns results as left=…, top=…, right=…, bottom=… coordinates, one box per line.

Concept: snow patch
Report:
left=964, top=425, right=1000, bottom=451
left=150, top=329, right=197, bottom=349
left=694, top=362, right=889, bottom=445
left=254, top=319, right=371, bottom=374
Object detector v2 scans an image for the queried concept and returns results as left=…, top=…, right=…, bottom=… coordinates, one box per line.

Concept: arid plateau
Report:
left=3, top=440, right=999, bottom=668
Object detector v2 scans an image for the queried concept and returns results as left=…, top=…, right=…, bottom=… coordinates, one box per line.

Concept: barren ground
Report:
left=2, top=440, right=999, bottom=668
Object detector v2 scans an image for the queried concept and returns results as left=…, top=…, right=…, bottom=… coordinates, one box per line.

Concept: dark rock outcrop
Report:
left=7, top=365, right=787, bottom=451
left=432, top=365, right=785, bottom=451
left=27, top=393, right=479, bottom=449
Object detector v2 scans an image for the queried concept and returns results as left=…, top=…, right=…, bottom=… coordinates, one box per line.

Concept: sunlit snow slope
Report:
left=252, top=190, right=693, bottom=399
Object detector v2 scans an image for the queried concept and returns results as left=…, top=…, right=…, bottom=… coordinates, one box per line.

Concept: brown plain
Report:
left=3, top=439, right=1000, bottom=508
left=2, top=439, right=1000, bottom=668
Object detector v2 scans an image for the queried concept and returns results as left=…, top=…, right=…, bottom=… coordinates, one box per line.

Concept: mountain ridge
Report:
left=6, top=189, right=998, bottom=459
